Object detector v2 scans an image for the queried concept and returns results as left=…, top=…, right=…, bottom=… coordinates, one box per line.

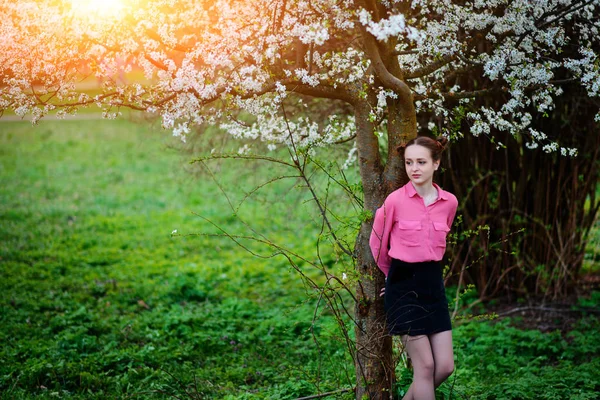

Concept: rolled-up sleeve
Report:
left=369, top=202, right=394, bottom=277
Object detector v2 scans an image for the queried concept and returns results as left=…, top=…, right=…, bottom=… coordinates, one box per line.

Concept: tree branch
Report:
left=416, top=87, right=508, bottom=101
left=392, top=50, right=418, bottom=56
left=145, top=28, right=192, bottom=52
left=404, top=55, right=457, bottom=79
left=281, top=104, right=354, bottom=257
left=536, top=0, right=595, bottom=31
left=360, top=26, right=413, bottom=110
left=143, top=54, right=169, bottom=71
left=285, top=82, right=355, bottom=104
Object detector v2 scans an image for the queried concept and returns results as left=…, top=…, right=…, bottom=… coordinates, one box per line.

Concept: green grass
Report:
left=0, top=120, right=354, bottom=399
left=1, top=119, right=599, bottom=399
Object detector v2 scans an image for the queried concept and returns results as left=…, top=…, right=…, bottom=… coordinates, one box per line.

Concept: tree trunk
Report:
left=354, top=223, right=395, bottom=399
left=352, top=93, right=416, bottom=398
left=351, top=99, right=388, bottom=399
left=352, top=5, right=418, bottom=394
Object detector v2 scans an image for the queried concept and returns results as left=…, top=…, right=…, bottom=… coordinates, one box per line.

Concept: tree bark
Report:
left=354, top=222, right=395, bottom=400
left=352, top=6, right=418, bottom=390
left=352, top=100, right=392, bottom=399
left=352, top=91, right=416, bottom=398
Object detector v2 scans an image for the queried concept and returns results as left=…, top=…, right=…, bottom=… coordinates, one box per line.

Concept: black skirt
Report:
left=384, top=258, right=452, bottom=336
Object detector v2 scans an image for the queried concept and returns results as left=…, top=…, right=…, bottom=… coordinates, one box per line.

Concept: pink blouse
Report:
left=369, top=182, right=458, bottom=277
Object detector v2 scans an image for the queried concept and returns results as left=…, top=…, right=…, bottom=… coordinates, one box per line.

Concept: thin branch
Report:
left=420, top=87, right=508, bottom=101
left=510, top=0, right=592, bottom=50
left=197, top=160, right=237, bottom=214
left=144, top=54, right=169, bottom=71
left=392, top=50, right=418, bottom=56
left=191, top=153, right=296, bottom=169
left=334, top=133, right=357, bottom=145
left=431, top=77, right=578, bottom=102
left=310, top=158, right=363, bottom=209
left=185, top=227, right=320, bottom=291
left=193, top=154, right=360, bottom=307
left=157, top=367, right=198, bottom=400
left=280, top=105, right=354, bottom=258
left=456, top=53, right=485, bottom=66
left=536, top=0, right=595, bottom=30
left=404, top=55, right=457, bottom=79
left=194, top=158, right=293, bottom=259
left=293, top=387, right=355, bottom=400
left=235, top=174, right=303, bottom=213
left=145, top=28, right=193, bottom=52
left=284, top=81, right=355, bottom=104
left=496, top=306, right=600, bottom=317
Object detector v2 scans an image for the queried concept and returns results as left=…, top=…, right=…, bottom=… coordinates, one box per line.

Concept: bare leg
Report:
left=401, top=335, right=435, bottom=400
left=429, top=330, right=454, bottom=387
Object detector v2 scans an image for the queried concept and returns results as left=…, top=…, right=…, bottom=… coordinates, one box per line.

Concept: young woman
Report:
left=369, top=136, right=458, bottom=400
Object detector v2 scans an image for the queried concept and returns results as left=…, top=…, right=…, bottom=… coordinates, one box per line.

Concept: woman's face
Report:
left=404, top=144, right=439, bottom=186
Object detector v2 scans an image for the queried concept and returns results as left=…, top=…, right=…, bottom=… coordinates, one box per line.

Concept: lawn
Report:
left=1, top=119, right=599, bottom=399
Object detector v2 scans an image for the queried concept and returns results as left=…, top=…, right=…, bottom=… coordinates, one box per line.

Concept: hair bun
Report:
left=436, top=136, right=448, bottom=149
left=400, top=135, right=447, bottom=161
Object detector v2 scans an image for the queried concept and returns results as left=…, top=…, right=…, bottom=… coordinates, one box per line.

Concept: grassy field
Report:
left=1, top=119, right=599, bottom=399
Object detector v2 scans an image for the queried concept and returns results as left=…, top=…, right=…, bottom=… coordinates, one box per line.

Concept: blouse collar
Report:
left=406, top=181, right=449, bottom=201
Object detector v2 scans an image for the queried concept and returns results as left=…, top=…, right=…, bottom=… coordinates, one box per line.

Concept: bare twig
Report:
left=281, top=104, right=353, bottom=257
left=293, top=387, right=355, bottom=400
left=496, top=306, right=600, bottom=318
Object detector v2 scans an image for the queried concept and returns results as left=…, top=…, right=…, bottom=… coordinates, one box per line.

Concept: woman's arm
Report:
left=369, top=200, right=394, bottom=277
left=446, top=195, right=459, bottom=228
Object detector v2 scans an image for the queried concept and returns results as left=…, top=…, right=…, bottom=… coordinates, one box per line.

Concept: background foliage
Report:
left=1, top=119, right=599, bottom=399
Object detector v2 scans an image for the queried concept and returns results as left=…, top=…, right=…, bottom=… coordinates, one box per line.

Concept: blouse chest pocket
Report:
left=432, top=221, right=450, bottom=247
left=395, top=220, right=422, bottom=247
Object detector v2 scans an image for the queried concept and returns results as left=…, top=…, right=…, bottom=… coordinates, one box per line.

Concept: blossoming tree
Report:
left=1, top=0, right=599, bottom=397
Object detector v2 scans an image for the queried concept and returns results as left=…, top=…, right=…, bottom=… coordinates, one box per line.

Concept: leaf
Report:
left=137, top=299, right=150, bottom=310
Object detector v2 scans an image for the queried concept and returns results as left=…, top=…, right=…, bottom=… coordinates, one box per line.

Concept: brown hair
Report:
left=397, top=136, right=448, bottom=161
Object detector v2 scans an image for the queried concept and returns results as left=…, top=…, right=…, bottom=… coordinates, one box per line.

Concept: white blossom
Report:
left=342, top=144, right=358, bottom=170
left=0, top=0, right=597, bottom=158
left=238, top=144, right=251, bottom=155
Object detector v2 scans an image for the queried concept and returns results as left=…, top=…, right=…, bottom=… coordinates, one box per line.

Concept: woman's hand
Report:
left=380, top=277, right=387, bottom=297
